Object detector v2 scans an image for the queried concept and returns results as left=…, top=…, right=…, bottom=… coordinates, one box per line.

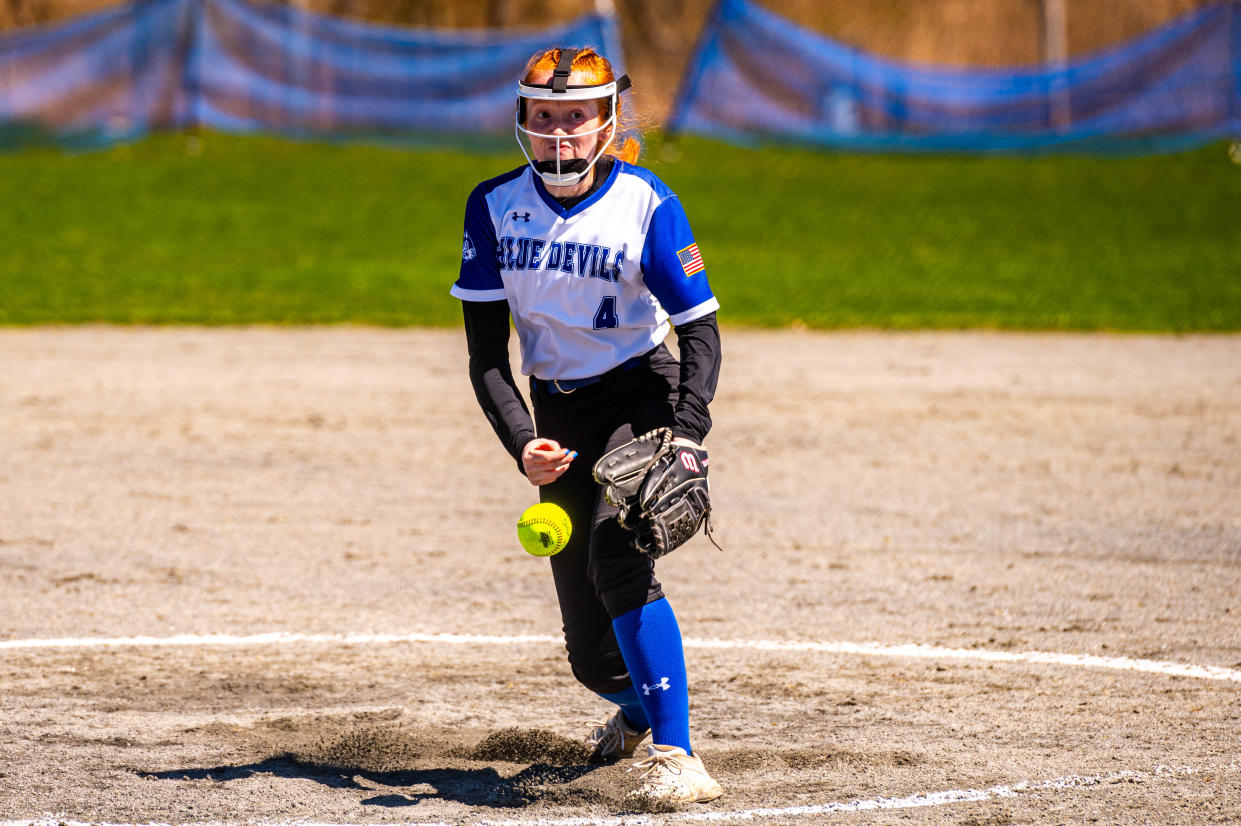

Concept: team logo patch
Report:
left=676, top=243, right=705, bottom=276
left=462, top=232, right=476, bottom=262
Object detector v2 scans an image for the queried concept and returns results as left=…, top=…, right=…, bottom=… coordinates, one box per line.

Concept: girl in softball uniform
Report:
left=452, top=46, right=723, bottom=805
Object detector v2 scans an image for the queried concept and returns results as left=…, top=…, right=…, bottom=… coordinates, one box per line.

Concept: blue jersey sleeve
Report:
left=451, top=184, right=505, bottom=302
left=639, top=196, right=719, bottom=325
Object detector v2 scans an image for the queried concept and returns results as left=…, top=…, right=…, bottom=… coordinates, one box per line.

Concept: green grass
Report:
left=1, top=132, right=1237, bottom=329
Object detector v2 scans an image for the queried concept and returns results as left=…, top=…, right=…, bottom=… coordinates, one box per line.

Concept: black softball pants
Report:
left=530, top=344, right=681, bottom=696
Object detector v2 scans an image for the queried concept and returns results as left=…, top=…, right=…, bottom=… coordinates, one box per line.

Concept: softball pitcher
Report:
left=451, top=46, right=723, bottom=805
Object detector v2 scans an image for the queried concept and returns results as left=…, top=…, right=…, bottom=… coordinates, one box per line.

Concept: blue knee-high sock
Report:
left=611, top=598, right=692, bottom=754
left=595, top=685, right=650, bottom=732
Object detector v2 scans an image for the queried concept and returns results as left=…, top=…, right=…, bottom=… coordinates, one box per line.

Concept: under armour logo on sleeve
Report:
left=512, top=211, right=531, bottom=222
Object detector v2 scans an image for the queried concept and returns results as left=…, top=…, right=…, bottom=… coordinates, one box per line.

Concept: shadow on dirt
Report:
left=138, top=727, right=612, bottom=809
left=140, top=755, right=603, bottom=808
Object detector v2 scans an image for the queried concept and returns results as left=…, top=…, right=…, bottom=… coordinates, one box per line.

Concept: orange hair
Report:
left=520, top=47, right=642, bottom=165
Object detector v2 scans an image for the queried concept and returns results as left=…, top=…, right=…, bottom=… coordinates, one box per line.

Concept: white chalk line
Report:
left=3, top=764, right=1237, bottom=826
left=2, top=630, right=1239, bottom=684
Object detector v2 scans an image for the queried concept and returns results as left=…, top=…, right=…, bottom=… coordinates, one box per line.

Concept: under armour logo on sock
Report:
left=642, top=677, right=671, bottom=695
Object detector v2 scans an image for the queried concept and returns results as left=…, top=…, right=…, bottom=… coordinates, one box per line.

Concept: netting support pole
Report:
left=1041, top=0, right=1070, bottom=131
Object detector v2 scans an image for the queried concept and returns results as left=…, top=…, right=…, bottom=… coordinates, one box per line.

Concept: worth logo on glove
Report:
left=592, top=427, right=721, bottom=559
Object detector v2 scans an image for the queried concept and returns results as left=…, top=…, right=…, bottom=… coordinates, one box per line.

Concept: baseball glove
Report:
left=592, top=427, right=721, bottom=559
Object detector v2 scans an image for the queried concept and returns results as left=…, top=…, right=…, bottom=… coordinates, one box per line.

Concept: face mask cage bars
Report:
left=514, top=49, right=631, bottom=187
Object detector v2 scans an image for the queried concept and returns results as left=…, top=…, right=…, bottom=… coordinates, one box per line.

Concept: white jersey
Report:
left=451, top=160, right=719, bottom=381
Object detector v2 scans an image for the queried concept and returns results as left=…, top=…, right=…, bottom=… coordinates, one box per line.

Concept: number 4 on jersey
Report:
left=593, top=295, right=619, bottom=329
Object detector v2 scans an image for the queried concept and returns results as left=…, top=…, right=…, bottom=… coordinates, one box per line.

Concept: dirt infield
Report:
left=1, top=327, right=1239, bottom=824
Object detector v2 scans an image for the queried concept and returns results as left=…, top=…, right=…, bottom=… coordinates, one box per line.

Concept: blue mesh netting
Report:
left=669, top=0, right=1241, bottom=154
left=0, top=0, right=622, bottom=148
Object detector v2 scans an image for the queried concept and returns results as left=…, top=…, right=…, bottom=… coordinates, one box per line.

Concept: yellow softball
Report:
left=517, top=502, right=572, bottom=557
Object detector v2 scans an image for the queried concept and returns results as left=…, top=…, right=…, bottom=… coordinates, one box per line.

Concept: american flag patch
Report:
left=676, top=243, right=705, bottom=276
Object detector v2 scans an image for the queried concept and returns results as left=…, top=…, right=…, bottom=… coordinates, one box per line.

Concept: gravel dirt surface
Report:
left=1, top=327, right=1239, bottom=824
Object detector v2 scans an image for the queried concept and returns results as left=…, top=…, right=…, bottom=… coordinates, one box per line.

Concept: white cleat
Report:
left=625, top=743, right=724, bottom=805
left=584, top=709, right=650, bottom=762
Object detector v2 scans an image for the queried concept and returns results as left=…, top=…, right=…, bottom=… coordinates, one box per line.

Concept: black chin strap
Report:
left=534, top=158, right=589, bottom=176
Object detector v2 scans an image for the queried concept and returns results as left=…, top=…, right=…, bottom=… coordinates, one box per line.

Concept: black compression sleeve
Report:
left=671, top=312, right=721, bottom=444
left=462, top=300, right=537, bottom=474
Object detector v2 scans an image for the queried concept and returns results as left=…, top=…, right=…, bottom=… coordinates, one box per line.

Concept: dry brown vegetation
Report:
left=0, top=0, right=1217, bottom=121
